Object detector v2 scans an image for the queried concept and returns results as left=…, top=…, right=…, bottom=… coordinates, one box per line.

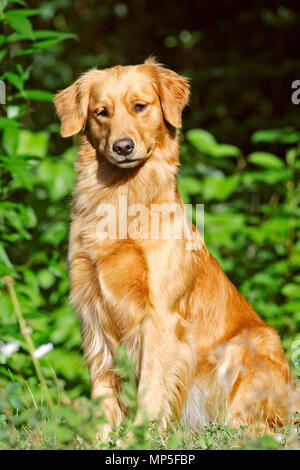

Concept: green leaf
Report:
left=17, top=130, right=48, bottom=157
left=0, top=154, right=33, bottom=190
left=284, top=300, right=300, bottom=314
left=0, top=34, right=6, bottom=47
left=242, top=169, right=290, bottom=185
left=9, top=161, right=33, bottom=190
left=178, top=175, right=202, bottom=195
left=40, top=221, right=67, bottom=247
left=246, top=217, right=288, bottom=244
left=48, top=349, right=83, bottom=381
left=4, top=8, right=39, bottom=17
left=33, top=30, right=77, bottom=40
left=248, top=152, right=284, bottom=169
left=203, top=174, right=239, bottom=201
left=186, top=128, right=217, bottom=154
left=252, top=127, right=300, bottom=144
left=2, top=29, right=77, bottom=45
left=186, top=129, right=240, bottom=158
left=1, top=119, right=19, bottom=156
left=4, top=71, right=24, bottom=91
left=0, top=49, right=7, bottom=61
left=4, top=12, right=34, bottom=39
left=22, top=89, right=53, bottom=102
left=0, top=245, right=13, bottom=268
left=37, top=269, right=56, bottom=289
left=15, top=47, right=35, bottom=57
left=212, top=143, right=240, bottom=158
left=36, top=159, right=75, bottom=201
left=33, top=32, right=77, bottom=50
left=281, top=284, right=300, bottom=299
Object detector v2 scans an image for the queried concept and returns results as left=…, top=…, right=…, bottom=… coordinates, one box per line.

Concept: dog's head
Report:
left=55, top=58, right=189, bottom=169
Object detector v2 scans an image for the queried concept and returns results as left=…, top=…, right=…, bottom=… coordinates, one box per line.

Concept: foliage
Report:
left=181, top=126, right=300, bottom=348
left=0, top=0, right=88, bottom=400
left=0, top=345, right=299, bottom=450
left=0, top=0, right=300, bottom=450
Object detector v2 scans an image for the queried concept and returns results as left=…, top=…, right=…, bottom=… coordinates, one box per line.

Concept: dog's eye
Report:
left=95, top=108, right=108, bottom=117
left=134, top=103, right=147, bottom=113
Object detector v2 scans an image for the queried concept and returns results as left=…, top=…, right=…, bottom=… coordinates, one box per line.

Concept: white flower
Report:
left=274, top=433, right=285, bottom=443
left=33, top=342, right=54, bottom=359
left=0, top=341, right=20, bottom=357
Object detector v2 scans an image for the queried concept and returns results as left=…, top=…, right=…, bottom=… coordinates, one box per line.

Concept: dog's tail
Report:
left=289, top=384, right=300, bottom=424
left=294, top=389, right=300, bottom=423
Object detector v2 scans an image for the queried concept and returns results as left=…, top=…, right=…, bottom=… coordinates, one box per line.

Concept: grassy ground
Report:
left=1, top=403, right=300, bottom=450
left=1, top=349, right=299, bottom=450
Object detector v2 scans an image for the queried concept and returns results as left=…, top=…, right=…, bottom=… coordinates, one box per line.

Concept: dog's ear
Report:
left=151, top=62, right=190, bottom=128
left=55, top=73, right=95, bottom=138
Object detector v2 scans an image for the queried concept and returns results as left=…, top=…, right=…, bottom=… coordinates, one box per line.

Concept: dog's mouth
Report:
left=109, top=149, right=152, bottom=169
left=102, top=147, right=153, bottom=169
left=115, top=158, right=141, bottom=168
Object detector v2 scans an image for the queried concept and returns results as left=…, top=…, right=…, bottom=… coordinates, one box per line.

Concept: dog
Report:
left=55, top=57, right=299, bottom=437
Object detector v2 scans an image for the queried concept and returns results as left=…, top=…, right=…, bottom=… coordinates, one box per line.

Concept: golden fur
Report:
left=55, top=58, right=299, bottom=437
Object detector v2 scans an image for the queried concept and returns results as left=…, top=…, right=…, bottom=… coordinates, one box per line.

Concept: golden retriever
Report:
left=55, top=57, right=299, bottom=438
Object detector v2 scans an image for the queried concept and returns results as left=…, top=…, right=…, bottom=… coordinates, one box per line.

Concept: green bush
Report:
left=180, top=127, right=300, bottom=348
left=0, top=1, right=88, bottom=397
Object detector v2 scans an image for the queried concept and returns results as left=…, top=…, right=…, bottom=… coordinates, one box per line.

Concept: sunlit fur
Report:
left=55, top=58, right=300, bottom=438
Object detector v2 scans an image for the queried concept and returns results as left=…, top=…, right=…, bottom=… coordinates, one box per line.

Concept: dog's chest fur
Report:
left=76, top=224, right=196, bottom=337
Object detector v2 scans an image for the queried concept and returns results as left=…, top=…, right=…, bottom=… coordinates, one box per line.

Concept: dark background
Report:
left=29, top=0, right=300, bottom=150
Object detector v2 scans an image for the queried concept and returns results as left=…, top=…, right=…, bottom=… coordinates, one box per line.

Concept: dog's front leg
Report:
left=77, top=311, right=124, bottom=440
left=69, top=253, right=124, bottom=440
left=135, top=315, right=194, bottom=427
left=89, top=365, right=124, bottom=440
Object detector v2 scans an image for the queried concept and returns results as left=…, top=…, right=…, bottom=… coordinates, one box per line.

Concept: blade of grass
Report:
left=4, top=276, right=53, bottom=409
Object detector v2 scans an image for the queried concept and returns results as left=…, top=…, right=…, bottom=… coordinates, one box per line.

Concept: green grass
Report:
left=1, top=340, right=299, bottom=450
left=1, top=392, right=299, bottom=450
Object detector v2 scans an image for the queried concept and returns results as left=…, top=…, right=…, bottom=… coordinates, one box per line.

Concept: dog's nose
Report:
left=113, top=138, right=134, bottom=156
